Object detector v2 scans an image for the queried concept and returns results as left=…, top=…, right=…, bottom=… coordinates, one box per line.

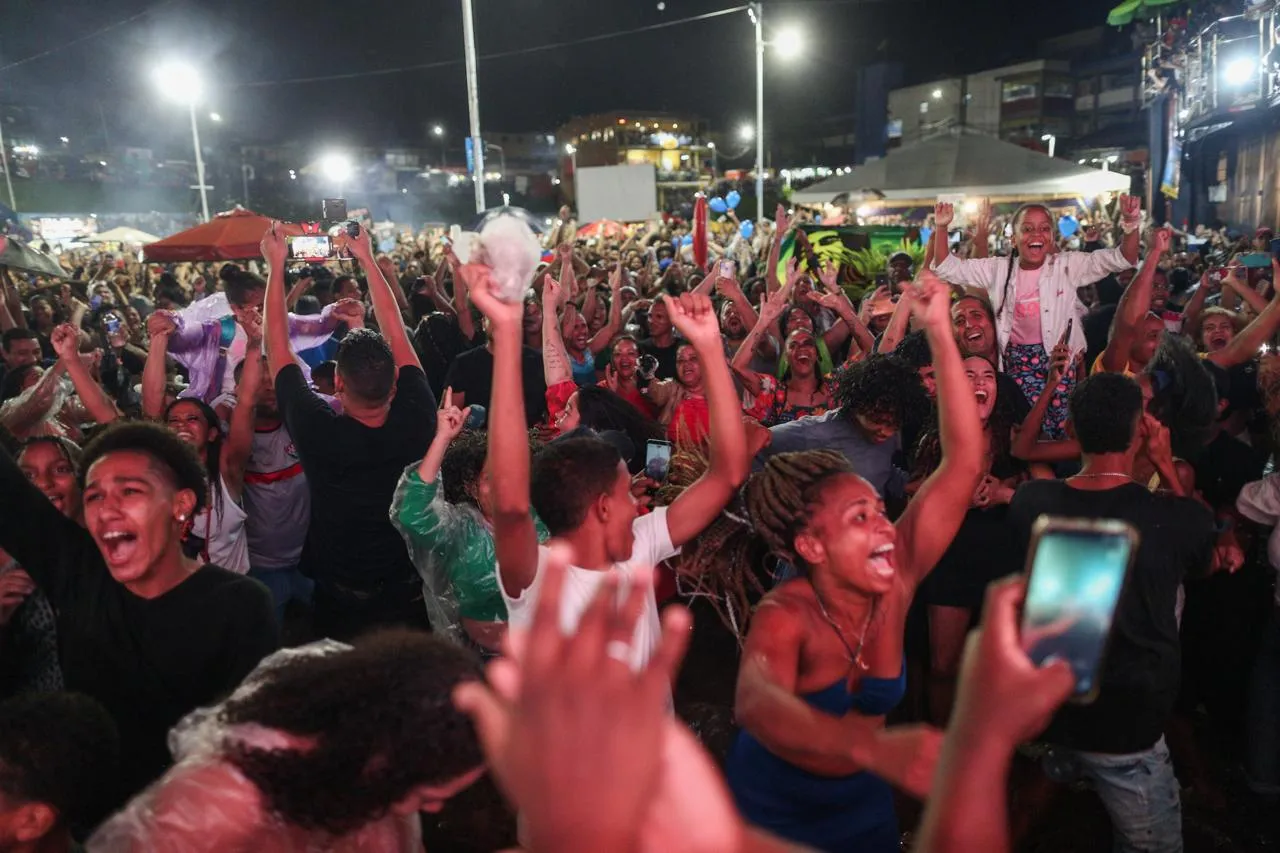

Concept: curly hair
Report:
left=910, top=354, right=1020, bottom=477
left=220, top=630, right=484, bottom=837
left=744, top=450, right=854, bottom=566
left=833, top=354, right=929, bottom=429
left=893, top=329, right=933, bottom=370
left=18, top=435, right=83, bottom=469
left=79, top=421, right=209, bottom=517
left=0, top=691, right=120, bottom=833
left=440, top=430, right=543, bottom=507
left=1069, top=373, right=1144, bottom=454
left=1144, top=333, right=1218, bottom=462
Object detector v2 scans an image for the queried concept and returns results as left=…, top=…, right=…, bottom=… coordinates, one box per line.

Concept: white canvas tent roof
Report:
left=791, top=130, right=1131, bottom=205
left=82, top=226, right=161, bottom=245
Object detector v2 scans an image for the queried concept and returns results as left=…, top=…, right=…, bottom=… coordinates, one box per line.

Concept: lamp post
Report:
left=154, top=61, right=211, bottom=222
left=747, top=4, right=801, bottom=230
left=1041, top=133, right=1057, bottom=159
left=707, top=141, right=718, bottom=177
left=460, top=0, right=486, bottom=213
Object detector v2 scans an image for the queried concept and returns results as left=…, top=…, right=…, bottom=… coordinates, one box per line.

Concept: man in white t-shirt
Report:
left=463, top=265, right=748, bottom=669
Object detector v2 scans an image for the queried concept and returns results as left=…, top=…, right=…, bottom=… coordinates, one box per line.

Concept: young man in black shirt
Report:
left=262, top=223, right=437, bottom=641
left=444, top=322, right=547, bottom=428
left=0, top=423, right=278, bottom=806
left=1008, top=373, right=1228, bottom=853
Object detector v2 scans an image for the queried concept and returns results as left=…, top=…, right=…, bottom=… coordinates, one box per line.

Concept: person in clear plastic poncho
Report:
left=391, top=389, right=548, bottom=654
left=87, top=631, right=486, bottom=853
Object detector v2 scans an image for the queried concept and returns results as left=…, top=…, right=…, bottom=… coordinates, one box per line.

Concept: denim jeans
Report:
left=248, top=565, right=314, bottom=624
left=1051, top=736, right=1182, bottom=853
left=1247, top=606, right=1280, bottom=795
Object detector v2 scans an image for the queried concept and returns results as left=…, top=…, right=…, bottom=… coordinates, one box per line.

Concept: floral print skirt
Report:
left=1005, top=342, right=1076, bottom=439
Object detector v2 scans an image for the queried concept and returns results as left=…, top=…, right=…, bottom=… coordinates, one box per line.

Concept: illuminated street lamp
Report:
left=748, top=4, right=803, bottom=231
left=153, top=61, right=211, bottom=222
left=320, top=152, right=353, bottom=196
left=432, top=124, right=446, bottom=167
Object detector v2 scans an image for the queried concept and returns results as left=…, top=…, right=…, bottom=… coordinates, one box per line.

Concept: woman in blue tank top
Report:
left=725, top=271, right=986, bottom=852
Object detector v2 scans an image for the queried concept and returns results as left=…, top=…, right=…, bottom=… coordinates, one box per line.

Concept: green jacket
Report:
left=391, top=466, right=548, bottom=642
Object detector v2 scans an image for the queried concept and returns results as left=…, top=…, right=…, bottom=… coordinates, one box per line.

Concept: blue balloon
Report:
left=1058, top=215, right=1079, bottom=238
left=919, top=226, right=933, bottom=245
left=709, top=197, right=728, bottom=214
left=740, top=219, right=755, bottom=240
left=681, top=234, right=693, bottom=246
left=725, top=190, right=742, bottom=210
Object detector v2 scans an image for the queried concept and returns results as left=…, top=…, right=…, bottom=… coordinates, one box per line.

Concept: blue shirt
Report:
left=758, top=408, right=906, bottom=500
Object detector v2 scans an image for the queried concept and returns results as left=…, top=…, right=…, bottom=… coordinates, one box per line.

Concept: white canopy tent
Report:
left=81, top=226, right=162, bottom=245
left=791, top=130, right=1132, bottom=207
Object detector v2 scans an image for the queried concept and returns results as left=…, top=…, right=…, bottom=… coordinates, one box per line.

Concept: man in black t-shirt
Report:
left=640, top=298, right=681, bottom=381
left=1009, top=373, right=1221, bottom=853
left=262, top=222, right=436, bottom=641
left=444, top=332, right=547, bottom=428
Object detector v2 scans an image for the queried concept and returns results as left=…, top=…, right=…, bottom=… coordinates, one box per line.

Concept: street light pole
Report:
left=188, top=101, right=210, bottom=222
left=461, top=0, right=486, bottom=214
left=751, top=2, right=765, bottom=231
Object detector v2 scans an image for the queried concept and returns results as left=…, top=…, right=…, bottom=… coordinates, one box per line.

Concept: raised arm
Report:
left=260, top=223, right=297, bottom=381
left=466, top=264, right=541, bottom=597
left=347, top=228, right=420, bottom=370
left=1118, top=194, right=1141, bottom=266
left=1010, top=346, right=1080, bottom=463
left=732, top=282, right=792, bottom=397
left=663, top=293, right=749, bottom=547
left=50, top=324, right=119, bottom=425
left=1101, top=226, right=1168, bottom=374
left=445, top=249, right=478, bottom=343
left=141, top=315, right=173, bottom=420
left=1180, top=270, right=1217, bottom=334
left=285, top=272, right=314, bottom=310
left=540, top=275, right=573, bottom=388
left=586, top=266, right=624, bottom=356
left=0, top=267, right=26, bottom=329
left=893, top=270, right=985, bottom=586
left=1208, top=259, right=1280, bottom=369
left=876, top=287, right=915, bottom=355
left=221, top=312, right=262, bottom=502
left=970, top=199, right=991, bottom=260
left=766, top=204, right=791, bottom=294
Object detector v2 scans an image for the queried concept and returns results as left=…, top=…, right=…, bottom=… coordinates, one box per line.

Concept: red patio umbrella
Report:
left=576, top=219, right=627, bottom=241
left=143, top=207, right=274, bottom=263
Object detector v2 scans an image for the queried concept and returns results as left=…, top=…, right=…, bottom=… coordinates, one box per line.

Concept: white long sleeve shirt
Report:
left=934, top=248, right=1134, bottom=368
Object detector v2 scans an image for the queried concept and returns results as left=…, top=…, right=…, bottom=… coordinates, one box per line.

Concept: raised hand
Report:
left=1151, top=226, right=1173, bottom=256
left=50, top=323, right=80, bottom=360
left=663, top=293, right=721, bottom=349
left=908, top=269, right=952, bottom=331
left=1120, top=194, right=1141, bottom=222
left=235, top=307, right=264, bottom=346
left=1139, top=412, right=1174, bottom=467
left=758, top=285, right=792, bottom=326
left=437, top=387, right=472, bottom=442
left=330, top=298, right=366, bottom=329
left=462, top=263, right=523, bottom=330
left=542, top=273, right=564, bottom=312
left=934, top=202, right=955, bottom=229
left=603, top=363, right=621, bottom=393
left=146, top=311, right=177, bottom=341
left=974, top=197, right=993, bottom=230
left=808, top=286, right=855, bottom=318
left=375, top=254, right=399, bottom=283
left=453, top=546, right=698, bottom=853
left=260, top=221, right=288, bottom=269
left=950, top=577, right=1074, bottom=748
left=817, top=261, right=840, bottom=293
left=341, top=223, right=375, bottom=260
left=774, top=203, right=796, bottom=237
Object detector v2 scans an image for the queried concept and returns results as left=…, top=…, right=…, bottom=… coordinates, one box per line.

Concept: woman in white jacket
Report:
left=931, top=197, right=1140, bottom=436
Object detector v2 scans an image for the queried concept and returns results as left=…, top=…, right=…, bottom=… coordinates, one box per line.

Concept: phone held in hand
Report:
left=1020, top=516, right=1138, bottom=704
left=645, top=439, right=672, bottom=482
left=1058, top=318, right=1074, bottom=348
left=287, top=235, right=336, bottom=262
left=1241, top=252, right=1272, bottom=269
left=719, top=259, right=736, bottom=280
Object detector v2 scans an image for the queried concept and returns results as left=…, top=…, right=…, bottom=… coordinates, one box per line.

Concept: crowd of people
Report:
left=0, top=190, right=1276, bottom=852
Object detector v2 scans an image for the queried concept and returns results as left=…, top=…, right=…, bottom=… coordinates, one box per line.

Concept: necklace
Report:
left=812, top=587, right=875, bottom=673
left=1070, top=472, right=1135, bottom=484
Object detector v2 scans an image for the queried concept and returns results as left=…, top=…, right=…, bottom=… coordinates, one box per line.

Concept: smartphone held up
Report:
left=1020, top=516, right=1138, bottom=703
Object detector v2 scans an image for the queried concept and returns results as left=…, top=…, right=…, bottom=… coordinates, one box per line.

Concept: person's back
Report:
left=1009, top=479, right=1212, bottom=752
left=261, top=223, right=438, bottom=641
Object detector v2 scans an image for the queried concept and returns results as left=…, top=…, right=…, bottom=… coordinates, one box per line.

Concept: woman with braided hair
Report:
left=724, top=270, right=985, bottom=852
left=932, top=197, right=1141, bottom=437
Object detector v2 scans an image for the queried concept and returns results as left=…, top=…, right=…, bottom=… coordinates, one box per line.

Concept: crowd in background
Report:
left=0, top=191, right=1277, bottom=852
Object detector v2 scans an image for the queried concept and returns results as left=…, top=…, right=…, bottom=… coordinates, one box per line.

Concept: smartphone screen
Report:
left=1020, top=517, right=1138, bottom=702
left=288, top=235, right=332, bottom=261
left=645, top=440, right=672, bottom=482
left=1241, top=252, right=1272, bottom=269
left=719, top=259, right=736, bottom=279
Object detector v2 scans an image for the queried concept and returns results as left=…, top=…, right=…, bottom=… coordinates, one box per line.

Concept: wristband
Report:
left=1121, top=219, right=1140, bottom=235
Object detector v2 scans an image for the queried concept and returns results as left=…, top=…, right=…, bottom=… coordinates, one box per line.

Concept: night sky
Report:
left=2, top=0, right=1117, bottom=156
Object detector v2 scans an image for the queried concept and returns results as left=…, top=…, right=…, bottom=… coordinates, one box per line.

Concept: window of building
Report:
left=919, top=101, right=929, bottom=114
left=1044, top=80, right=1074, bottom=99
left=1002, top=82, right=1038, bottom=102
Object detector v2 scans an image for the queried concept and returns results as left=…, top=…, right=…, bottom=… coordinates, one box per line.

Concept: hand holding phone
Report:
left=644, top=440, right=672, bottom=482
left=1020, top=517, right=1138, bottom=702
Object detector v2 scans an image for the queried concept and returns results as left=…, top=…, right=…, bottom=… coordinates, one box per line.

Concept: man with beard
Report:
left=949, top=295, right=1031, bottom=422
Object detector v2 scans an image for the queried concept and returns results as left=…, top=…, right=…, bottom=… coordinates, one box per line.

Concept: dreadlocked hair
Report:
left=1143, top=332, right=1217, bottom=462
left=745, top=450, right=854, bottom=567
left=654, top=443, right=771, bottom=646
